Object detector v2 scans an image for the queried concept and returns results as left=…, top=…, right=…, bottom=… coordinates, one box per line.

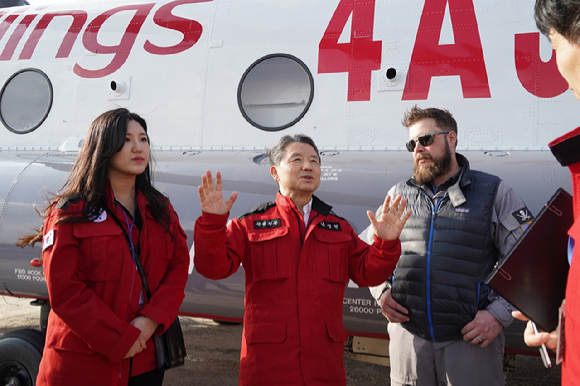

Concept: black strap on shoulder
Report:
left=54, top=194, right=83, bottom=211
left=103, top=206, right=151, bottom=300
left=238, top=201, right=276, bottom=220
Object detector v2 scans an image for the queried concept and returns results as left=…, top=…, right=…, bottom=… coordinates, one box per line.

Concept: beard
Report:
left=413, top=140, right=453, bottom=185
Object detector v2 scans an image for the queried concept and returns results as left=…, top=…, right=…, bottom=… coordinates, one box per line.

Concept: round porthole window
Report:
left=1, top=68, right=53, bottom=134
left=238, top=54, right=314, bottom=132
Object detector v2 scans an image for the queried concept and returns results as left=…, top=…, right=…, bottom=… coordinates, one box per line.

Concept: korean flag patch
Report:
left=43, top=229, right=54, bottom=251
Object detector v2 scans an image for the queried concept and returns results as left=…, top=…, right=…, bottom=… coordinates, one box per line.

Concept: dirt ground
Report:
left=0, top=296, right=562, bottom=386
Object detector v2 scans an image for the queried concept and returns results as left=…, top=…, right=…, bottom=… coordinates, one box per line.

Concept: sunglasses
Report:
left=405, top=131, right=451, bottom=152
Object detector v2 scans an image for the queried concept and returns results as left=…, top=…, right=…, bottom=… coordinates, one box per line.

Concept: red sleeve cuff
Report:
left=372, top=234, right=400, bottom=252
left=106, top=324, right=141, bottom=363
left=200, top=211, right=230, bottom=227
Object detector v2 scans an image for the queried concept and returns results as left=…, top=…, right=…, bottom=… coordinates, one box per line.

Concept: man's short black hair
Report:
left=535, top=0, right=580, bottom=43
left=268, top=135, right=320, bottom=167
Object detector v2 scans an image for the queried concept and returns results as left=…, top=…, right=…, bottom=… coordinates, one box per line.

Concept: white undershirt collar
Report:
left=303, top=199, right=313, bottom=225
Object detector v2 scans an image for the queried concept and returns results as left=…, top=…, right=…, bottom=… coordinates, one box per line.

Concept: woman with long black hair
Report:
left=18, top=108, right=189, bottom=386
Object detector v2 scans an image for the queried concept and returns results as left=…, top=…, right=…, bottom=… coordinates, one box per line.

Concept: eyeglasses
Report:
left=405, top=131, right=451, bottom=152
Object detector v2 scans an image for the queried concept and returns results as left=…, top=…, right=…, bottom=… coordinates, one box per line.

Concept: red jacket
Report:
left=37, top=186, right=189, bottom=386
left=550, top=127, right=580, bottom=386
left=194, top=193, right=401, bottom=386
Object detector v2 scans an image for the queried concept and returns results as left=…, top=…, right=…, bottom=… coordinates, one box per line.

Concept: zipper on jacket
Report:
left=478, top=282, right=490, bottom=309
left=308, top=213, right=320, bottom=232
left=292, top=209, right=304, bottom=247
left=422, top=191, right=449, bottom=342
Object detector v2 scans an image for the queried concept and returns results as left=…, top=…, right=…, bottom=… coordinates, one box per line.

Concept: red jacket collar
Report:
left=275, top=192, right=332, bottom=217
left=275, top=192, right=300, bottom=212
left=549, top=127, right=580, bottom=167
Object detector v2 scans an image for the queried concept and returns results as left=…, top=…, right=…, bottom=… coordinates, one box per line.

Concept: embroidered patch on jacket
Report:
left=512, top=208, right=533, bottom=229
left=254, top=218, right=281, bottom=229
left=89, top=209, right=107, bottom=223
left=318, top=221, right=342, bottom=231
left=455, top=208, right=470, bottom=213
left=43, top=229, right=54, bottom=251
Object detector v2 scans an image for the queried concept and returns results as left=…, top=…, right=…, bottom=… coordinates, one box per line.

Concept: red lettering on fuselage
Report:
left=515, top=32, right=568, bottom=98
left=1, top=14, right=35, bottom=60
left=318, top=0, right=382, bottom=102
left=0, top=0, right=568, bottom=101
left=0, top=13, right=18, bottom=43
left=402, top=0, right=491, bottom=100
left=20, top=11, right=87, bottom=60
left=74, top=3, right=155, bottom=78
left=0, top=0, right=209, bottom=78
left=144, top=0, right=207, bottom=55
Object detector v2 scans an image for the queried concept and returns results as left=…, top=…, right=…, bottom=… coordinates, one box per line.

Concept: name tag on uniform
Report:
left=254, top=218, right=281, bottom=229
left=318, top=221, right=342, bottom=231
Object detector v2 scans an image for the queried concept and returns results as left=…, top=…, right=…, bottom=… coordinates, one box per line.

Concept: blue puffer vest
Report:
left=390, top=154, right=500, bottom=342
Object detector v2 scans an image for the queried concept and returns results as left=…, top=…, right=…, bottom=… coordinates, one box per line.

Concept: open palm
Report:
left=367, top=195, right=411, bottom=241
left=198, top=170, right=238, bottom=215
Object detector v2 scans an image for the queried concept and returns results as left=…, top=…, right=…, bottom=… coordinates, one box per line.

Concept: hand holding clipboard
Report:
left=486, top=188, right=572, bottom=333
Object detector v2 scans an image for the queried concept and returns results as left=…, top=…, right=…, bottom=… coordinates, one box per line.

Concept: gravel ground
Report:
left=0, top=296, right=561, bottom=385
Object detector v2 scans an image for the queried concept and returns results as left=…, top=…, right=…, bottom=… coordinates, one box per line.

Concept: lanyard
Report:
left=104, top=199, right=152, bottom=301
left=116, top=198, right=137, bottom=266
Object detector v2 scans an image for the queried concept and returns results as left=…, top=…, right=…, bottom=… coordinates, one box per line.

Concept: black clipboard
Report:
left=486, top=188, right=572, bottom=332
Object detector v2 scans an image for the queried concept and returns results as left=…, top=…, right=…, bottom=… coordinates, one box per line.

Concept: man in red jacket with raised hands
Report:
left=194, top=134, right=410, bottom=386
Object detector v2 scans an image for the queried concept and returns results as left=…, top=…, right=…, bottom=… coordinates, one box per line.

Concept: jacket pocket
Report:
left=313, top=230, right=351, bottom=284
left=247, top=226, right=290, bottom=282
left=325, top=321, right=348, bottom=343
left=245, top=322, right=287, bottom=344
left=46, top=324, right=95, bottom=354
left=73, top=222, right=123, bottom=281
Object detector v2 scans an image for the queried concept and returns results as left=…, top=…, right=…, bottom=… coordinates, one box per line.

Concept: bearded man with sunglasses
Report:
left=369, top=106, right=532, bottom=386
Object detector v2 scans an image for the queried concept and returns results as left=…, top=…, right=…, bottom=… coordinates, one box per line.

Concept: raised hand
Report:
left=198, top=170, right=238, bottom=215
left=367, top=195, right=411, bottom=241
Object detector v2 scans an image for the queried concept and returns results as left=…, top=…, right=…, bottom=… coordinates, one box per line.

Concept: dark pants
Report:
left=128, top=368, right=165, bottom=386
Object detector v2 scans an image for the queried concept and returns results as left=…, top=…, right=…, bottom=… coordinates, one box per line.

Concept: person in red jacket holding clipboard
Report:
left=514, top=1, right=580, bottom=384
left=194, top=134, right=411, bottom=386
